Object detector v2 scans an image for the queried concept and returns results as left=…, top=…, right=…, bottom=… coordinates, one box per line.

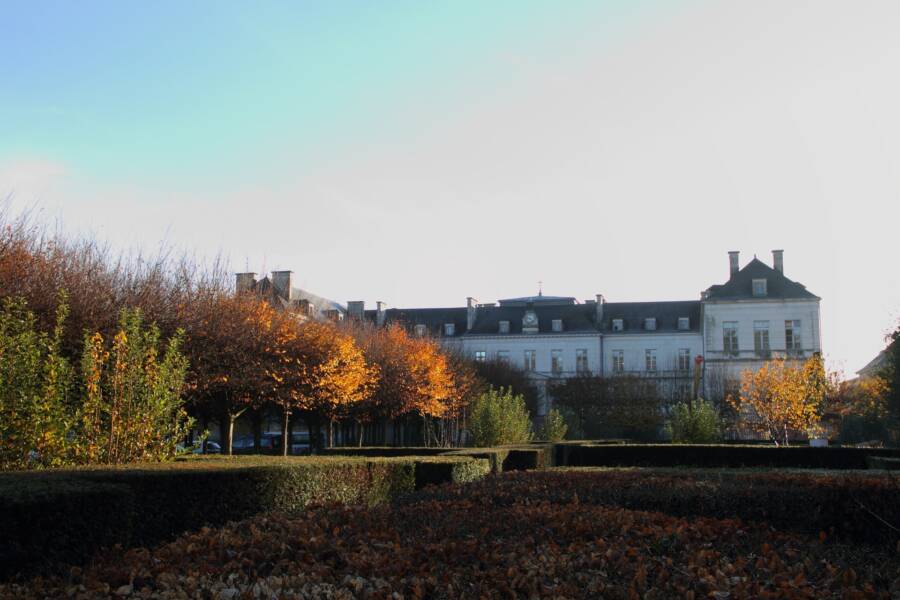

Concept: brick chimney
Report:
left=235, top=272, right=256, bottom=295
left=772, top=249, right=784, bottom=274
left=347, top=301, right=365, bottom=320
left=728, top=251, right=740, bottom=278
left=376, top=301, right=387, bottom=327
left=271, top=271, right=294, bottom=301
left=466, top=297, right=478, bottom=331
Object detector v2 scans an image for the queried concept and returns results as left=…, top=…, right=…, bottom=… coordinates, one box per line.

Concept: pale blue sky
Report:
left=2, top=1, right=899, bottom=374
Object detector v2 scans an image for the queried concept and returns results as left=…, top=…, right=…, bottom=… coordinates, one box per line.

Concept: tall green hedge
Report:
left=0, top=455, right=488, bottom=578
left=556, top=443, right=900, bottom=469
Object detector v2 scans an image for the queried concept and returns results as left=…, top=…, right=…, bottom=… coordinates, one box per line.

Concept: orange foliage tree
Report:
left=730, top=354, right=828, bottom=445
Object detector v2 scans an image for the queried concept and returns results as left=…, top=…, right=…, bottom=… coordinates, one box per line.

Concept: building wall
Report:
left=602, top=332, right=703, bottom=374
left=447, top=333, right=603, bottom=375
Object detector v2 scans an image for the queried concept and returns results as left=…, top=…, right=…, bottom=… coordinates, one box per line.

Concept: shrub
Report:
left=539, top=408, right=568, bottom=442
left=0, top=455, right=489, bottom=578
left=412, top=469, right=900, bottom=547
left=467, top=387, right=532, bottom=447
left=666, top=398, right=723, bottom=443
left=559, top=442, right=900, bottom=469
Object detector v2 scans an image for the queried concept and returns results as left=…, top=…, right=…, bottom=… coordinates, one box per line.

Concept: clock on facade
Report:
left=523, top=311, right=538, bottom=327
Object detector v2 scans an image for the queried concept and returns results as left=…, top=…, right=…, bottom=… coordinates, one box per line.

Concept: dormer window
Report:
left=551, top=319, right=563, bottom=332
left=752, top=278, right=767, bottom=297
left=678, top=317, right=690, bottom=331
left=414, top=324, right=427, bottom=337
left=644, top=318, right=657, bottom=331
left=444, top=323, right=455, bottom=336
left=612, top=319, right=624, bottom=332
left=499, top=320, right=510, bottom=334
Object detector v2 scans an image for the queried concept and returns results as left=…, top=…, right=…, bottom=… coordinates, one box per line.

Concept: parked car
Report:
left=260, top=432, right=311, bottom=455
left=194, top=441, right=221, bottom=454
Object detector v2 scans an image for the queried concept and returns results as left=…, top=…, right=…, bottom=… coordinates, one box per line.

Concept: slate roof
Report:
left=366, top=299, right=701, bottom=337
left=602, top=301, right=701, bottom=334
left=469, top=303, right=597, bottom=334
left=704, top=258, right=818, bottom=301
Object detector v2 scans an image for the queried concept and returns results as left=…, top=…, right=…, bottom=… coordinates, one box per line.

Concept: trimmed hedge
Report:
left=326, top=444, right=555, bottom=474
left=410, top=468, right=900, bottom=546
left=0, top=455, right=487, bottom=578
left=319, top=447, right=448, bottom=457
left=558, top=443, right=900, bottom=469
left=867, top=455, right=900, bottom=470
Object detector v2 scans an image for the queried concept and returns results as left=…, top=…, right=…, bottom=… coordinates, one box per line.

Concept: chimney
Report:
left=466, top=297, right=478, bottom=331
left=772, top=249, right=784, bottom=274
left=376, top=301, right=387, bottom=327
left=595, top=294, right=605, bottom=327
left=271, top=271, right=294, bottom=301
left=347, top=301, right=365, bottom=320
left=235, top=272, right=256, bottom=295
left=728, top=251, right=740, bottom=277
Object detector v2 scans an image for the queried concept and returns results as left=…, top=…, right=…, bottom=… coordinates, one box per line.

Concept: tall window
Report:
left=785, top=320, right=801, bottom=352
left=678, top=317, right=690, bottom=330
left=612, top=319, right=624, bottom=332
left=612, top=350, right=624, bottom=373
left=576, top=349, right=589, bottom=374
left=414, top=324, right=427, bottom=337
left=499, top=320, right=510, bottom=334
left=552, top=319, right=563, bottom=332
left=644, top=318, right=657, bottom=331
left=677, top=348, right=691, bottom=371
left=551, top=350, right=563, bottom=374
left=497, top=350, right=510, bottom=365
left=474, top=350, right=486, bottom=363
left=444, top=323, right=455, bottom=336
left=645, top=349, right=657, bottom=372
left=524, top=350, right=536, bottom=372
left=677, top=381, right=692, bottom=401
left=754, top=321, right=770, bottom=356
left=723, top=322, right=739, bottom=356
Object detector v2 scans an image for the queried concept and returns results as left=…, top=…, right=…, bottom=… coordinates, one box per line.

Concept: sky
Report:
left=1, top=0, right=899, bottom=375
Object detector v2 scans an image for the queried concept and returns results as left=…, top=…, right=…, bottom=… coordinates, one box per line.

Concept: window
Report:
left=645, top=349, right=657, bottom=372
left=414, top=324, right=427, bottom=337
left=644, top=318, right=657, bottom=331
left=723, top=322, right=739, bottom=356
left=785, top=320, right=801, bottom=352
left=754, top=321, right=770, bottom=356
left=444, top=323, right=455, bottom=336
left=498, top=320, right=510, bottom=334
left=496, top=350, right=510, bottom=365
left=524, top=350, right=536, bottom=371
left=576, top=349, right=588, bottom=374
left=474, top=350, right=486, bottom=363
left=677, top=382, right=692, bottom=401
left=612, top=319, right=624, bottom=332
left=552, top=319, right=563, bottom=332
left=612, top=350, right=624, bottom=373
left=551, top=350, right=563, bottom=374
left=752, top=278, right=767, bottom=297
left=678, top=348, right=691, bottom=371
left=678, top=317, right=690, bottom=331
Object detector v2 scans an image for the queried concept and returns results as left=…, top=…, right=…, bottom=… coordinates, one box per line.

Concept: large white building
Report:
left=236, top=249, right=822, bottom=416
left=349, top=249, right=822, bottom=414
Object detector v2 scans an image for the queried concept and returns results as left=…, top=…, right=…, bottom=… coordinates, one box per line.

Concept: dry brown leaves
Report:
left=2, top=474, right=898, bottom=599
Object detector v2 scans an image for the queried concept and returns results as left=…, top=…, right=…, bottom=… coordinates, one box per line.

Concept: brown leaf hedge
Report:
left=3, top=471, right=899, bottom=599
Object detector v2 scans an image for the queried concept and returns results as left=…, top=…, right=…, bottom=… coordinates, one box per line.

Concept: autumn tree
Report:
left=181, top=293, right=276, bottom=454
left=290, top=320, right=377, bottom=449
left=731, top=355, right=828, bottom=446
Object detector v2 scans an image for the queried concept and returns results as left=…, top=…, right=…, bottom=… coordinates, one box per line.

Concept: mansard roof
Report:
left=704, top=258, right=819, bottom=301
left=601, top=300, right=701, bottom=333
left=367, top=298, right=701, bottom=336
left=469, top=303, right=597, bottom=334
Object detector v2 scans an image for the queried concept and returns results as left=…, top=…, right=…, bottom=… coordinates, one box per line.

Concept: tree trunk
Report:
left=251, top=409, right=262, bottom=453
left=281, top=409, right=290, bottom=457
left=224, top=412, right=235, bottom=456
left=327, top=418, right=334, bottom=448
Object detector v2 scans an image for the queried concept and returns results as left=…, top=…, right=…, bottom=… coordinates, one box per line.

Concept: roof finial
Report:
left=538, top=280, right=543, bottom=297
